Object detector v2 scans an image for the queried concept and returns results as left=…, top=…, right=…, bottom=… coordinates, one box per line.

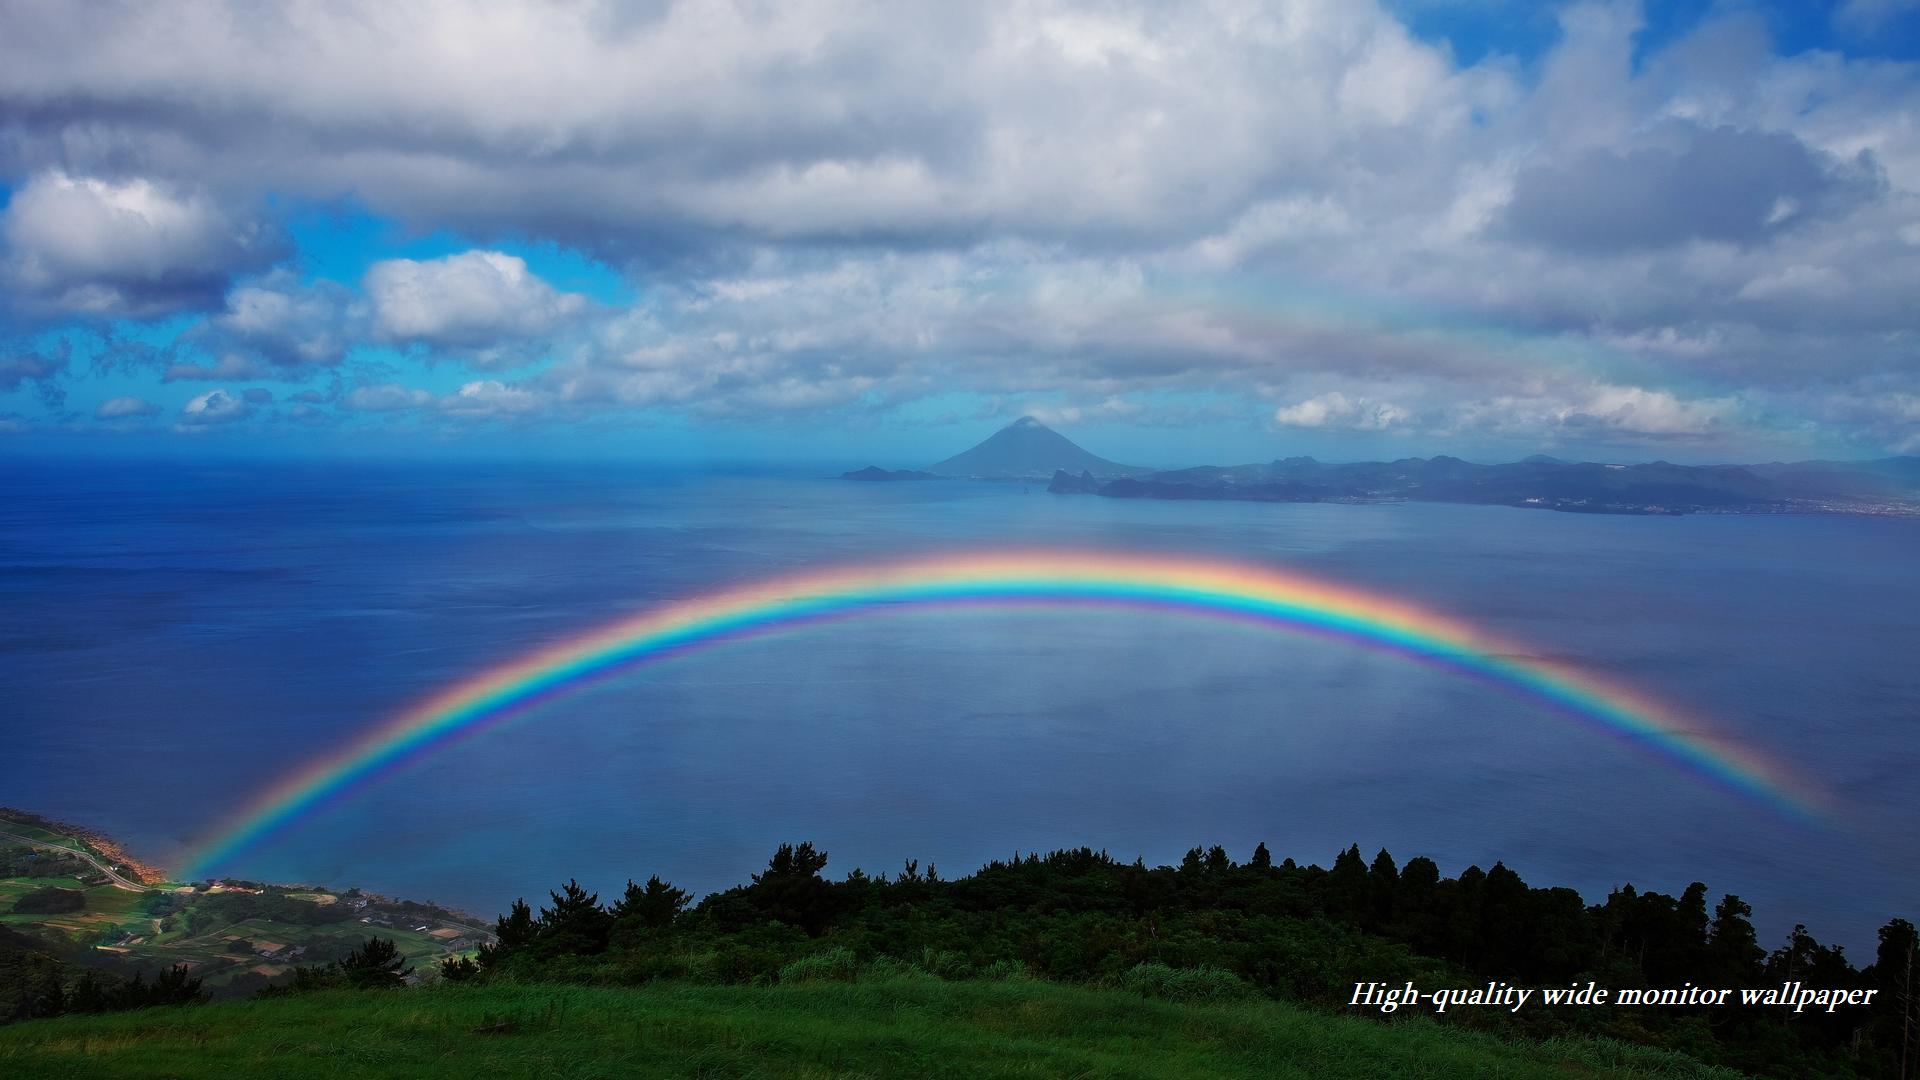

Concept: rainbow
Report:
left=180, top=551, right=1822, bottom=878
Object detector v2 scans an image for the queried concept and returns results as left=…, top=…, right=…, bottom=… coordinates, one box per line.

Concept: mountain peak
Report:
left=927, top=417, right=1144, bottom=479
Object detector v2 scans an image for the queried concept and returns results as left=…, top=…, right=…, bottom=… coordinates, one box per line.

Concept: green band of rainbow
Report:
left=180, top=551, right=1823, bottom=878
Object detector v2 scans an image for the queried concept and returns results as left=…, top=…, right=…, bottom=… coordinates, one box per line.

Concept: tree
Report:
left=1325, top=844, right=1369, bottom=921
left=148, top=964, right=207, bottom=1006
left=749, top=841, right=839, bottom=935
left=537, top=879, right=614, bottom=956
left=754, top=842, right=829, bottom=883
left=338, top=936, right=413, bottom=989
left=1249, top=842, right=1272, bottom=869
left=29, top=974, right=65, bottom=1019
left=1871, top=918, right=1918, bottom=1078
left=67, top=972, right=107, bottom=1014
left=613, top=874, right=693, bottom=930
left=479, top=898, right=537, bottom=969
left=1708, top=894, right=1764, bottom=985
left=438, top=955, right=481, bottom=982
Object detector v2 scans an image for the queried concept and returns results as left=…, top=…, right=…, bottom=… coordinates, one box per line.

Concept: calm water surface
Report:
left=3, top=460, right=1915, bottom=950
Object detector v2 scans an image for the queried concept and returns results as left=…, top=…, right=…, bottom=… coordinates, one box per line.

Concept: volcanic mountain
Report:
left=925, top=417, right=1148, bottom=479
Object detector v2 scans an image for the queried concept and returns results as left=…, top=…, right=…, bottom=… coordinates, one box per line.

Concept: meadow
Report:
left=0, top=977, right=1743, bottom=1080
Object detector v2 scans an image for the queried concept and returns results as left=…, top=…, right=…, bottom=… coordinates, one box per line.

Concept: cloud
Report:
left=0, top=1, right=1916, bottom=454
left=184, top=271, right=364, bottom=376
left=365, top=250, right=588, bottom=366
left=95, top=395, right=160, bottom=419
left=176, top=388, right=253, bottom=426
left=163, top=353, right=269, bottom=382
left=1273, top=392, right=1411, bottom=431
left=1834, top=0, right=1920, bottom=35
left=343, top=383, right=434, bottom=412
left=2, top=172, right=279, bottom=318
left=0, top=345, right=69, bottom=410
left=440, top=379, right=543, bottom=416
left=1500, top=124, right=1883, bottom=253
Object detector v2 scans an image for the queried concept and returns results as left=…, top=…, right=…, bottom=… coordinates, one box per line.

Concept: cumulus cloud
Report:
left=441, top=379, right=543, bottom=416
left=176, top=387, right=252, bottom=426
left=180, top=271, right=364, bottom=377
left=1, top=172, right=279, bottom=318
left=95, top=395, right=160, bottom=419
left=1273, top=392, right=1412, bottom=431
left=365, top=251, right=588, bottom=366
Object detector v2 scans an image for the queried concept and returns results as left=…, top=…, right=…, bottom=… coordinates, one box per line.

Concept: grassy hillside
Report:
left=0, top=977, right=1741, bottom=1079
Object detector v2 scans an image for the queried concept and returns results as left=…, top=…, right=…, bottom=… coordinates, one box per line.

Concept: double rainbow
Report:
left=181, top=551, right=1820, bottom=878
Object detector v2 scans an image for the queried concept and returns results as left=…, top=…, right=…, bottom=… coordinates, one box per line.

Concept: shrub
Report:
left=11, top=887, right=85, bottom=915
left=778, top=946, right=860, bottom=984
left=1120, top=962, right=1251, bottom=1003
left=975, top=958, right=1028, bottom=981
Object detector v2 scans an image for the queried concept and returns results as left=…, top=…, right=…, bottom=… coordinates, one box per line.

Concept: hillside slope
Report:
left=0, top=978, right=1741, bottom=1079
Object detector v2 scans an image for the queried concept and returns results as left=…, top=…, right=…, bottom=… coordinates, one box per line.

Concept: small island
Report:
left=839, top=466, right=937, bottom=482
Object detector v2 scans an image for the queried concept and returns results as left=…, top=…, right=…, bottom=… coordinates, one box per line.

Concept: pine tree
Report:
left=749, top=841, right=839, bottom=935
left=30, top=973, right=65, bottom=1019
left=67, top=971, right=106, bottom=1014
left=537, top=879, right=613, bottom=955
left=480, top=897, right=537, bottom=969
left=338, top=937, right=413, bottom=989
left=1249, top=842, right=1272, bottom=869
left=438, top=954, right=482, bottom=982
left=1708, top=893, right=1764, bottom=984
left=612, top=874, right=693, bottom=930
left=148, top=964, right=207, bottom=1005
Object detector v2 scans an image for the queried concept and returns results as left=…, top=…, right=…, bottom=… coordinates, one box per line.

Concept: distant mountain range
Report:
left=847, top=417, right=1920, bottom=515
left=1052, top=452, right=1920, bottom=516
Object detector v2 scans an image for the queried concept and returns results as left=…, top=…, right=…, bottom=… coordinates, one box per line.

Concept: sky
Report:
left=1, top=0, right=1918, bottom=468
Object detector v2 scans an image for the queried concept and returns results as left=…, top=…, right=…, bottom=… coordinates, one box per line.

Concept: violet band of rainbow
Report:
left=180, top=551, right=1824, bottom=879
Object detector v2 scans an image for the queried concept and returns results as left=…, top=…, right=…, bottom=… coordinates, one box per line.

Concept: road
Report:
left=0, top=829, right=151, bottom=892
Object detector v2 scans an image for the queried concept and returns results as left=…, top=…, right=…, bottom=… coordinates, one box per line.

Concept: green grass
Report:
left=0, top=978, right=1744, bottom=1079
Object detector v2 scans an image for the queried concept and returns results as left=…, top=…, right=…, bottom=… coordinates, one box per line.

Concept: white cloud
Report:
left=1273, top=392, right=1411, bottom=431
left=440, top=379, right=543, bottom=416
left=176, top=388, right=252, bottom=426
left=365, top=250, right=589, bottom=366
left=95, top=395, right=160, bottom=419
left=2, top=172, right=277, bottom=317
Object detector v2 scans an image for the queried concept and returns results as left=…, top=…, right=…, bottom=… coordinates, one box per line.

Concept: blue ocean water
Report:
left=2, top=459, right=1916, bottom=951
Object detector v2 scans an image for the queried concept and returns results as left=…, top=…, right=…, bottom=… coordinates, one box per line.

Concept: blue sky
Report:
left=2, top=0, right=1919, bottom=467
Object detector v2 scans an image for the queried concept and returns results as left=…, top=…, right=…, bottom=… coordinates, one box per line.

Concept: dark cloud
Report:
left=0, top=342, right=70, bottom=411
left=1501, top=124, right=1883, bottom=253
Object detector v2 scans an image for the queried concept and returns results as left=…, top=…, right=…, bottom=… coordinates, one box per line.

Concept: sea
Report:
left=3, top=458, right=1916, bottom=952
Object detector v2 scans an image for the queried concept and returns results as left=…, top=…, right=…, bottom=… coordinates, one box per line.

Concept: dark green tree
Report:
left=1249, top=842, right=1272, bottom=869
left=479, top=897, right=537, bottom=969
left=148, top=964, right=207, bottom=1006
left=749, top=842, right=838, bottom=935
left=338, top=937, right=413, bottom=989
left=1708, top=894, right=1764, bottom=984
left=438, top=954, right=482, bottom=982
left=1325, top=844, right=1369, bottom=921
left=612, top=874, right=693, bottom=930
left=1869, top=917, right=1918, bottom=1076
left=536, top=880, right=614, bottom=956
left=67, top=972, right=107, bottom=1014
